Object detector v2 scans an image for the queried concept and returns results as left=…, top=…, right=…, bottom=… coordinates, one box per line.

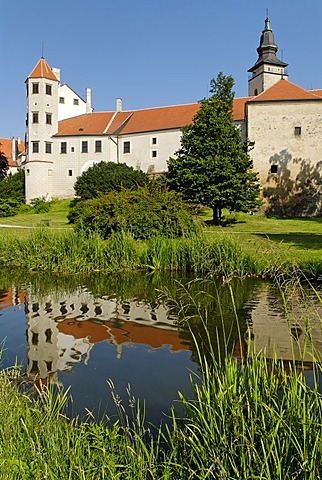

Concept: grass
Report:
left=1, top=283, right=322, bottom=479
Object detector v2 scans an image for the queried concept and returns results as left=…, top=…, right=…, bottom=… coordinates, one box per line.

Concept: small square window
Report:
left=59, top=97, right=65, bottom=104
left=48, top=169, right=53, bottom=176
left=73, top=98, right=79, bottom=106
left=32, top=83, right=39, bottom=94
left=46, top=113, right=52, bottom=125
left=151, top=137, right=157, bottom=145
left=152, top=150, right=157, bottom=158
left=61, top=142, right=67, bottom=154
left=294, top=126, right=301, bottom=136
left=81, top=141, right=88, bottom=153
left=71, top=146, right=75, bottom=152
left=45, top=143, right=52, bottom=154
left=68, top=169, right=73, bottom=177
left=95, top=140, right=102, bottom=153
left=32, top=112, right=39, bottom=124
left=32, top=142, right=39, bottom=153
left=123, top=141, right=131, bottom=154
left=270, top=165, right=278, bottom=174
left=26, top=169, right=30, bottom=176
left=46, top=84, right=52, bottom=95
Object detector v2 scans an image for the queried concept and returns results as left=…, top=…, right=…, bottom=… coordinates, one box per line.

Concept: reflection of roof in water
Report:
left=57, top=318, right=190, bottom=352
left=0, top=288, right=25, bottom=310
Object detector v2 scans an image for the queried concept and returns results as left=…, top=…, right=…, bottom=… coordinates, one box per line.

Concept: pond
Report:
left=0, top=269, right=321, bottom=425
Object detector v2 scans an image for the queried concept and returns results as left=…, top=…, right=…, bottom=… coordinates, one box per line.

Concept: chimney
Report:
left=12, top=137, right=16, bottom=162
left=86, top=88, right=92, bottom=113
left=52, top=67, right=61, bottom=82
left=116, top=98, right=122, bottom=112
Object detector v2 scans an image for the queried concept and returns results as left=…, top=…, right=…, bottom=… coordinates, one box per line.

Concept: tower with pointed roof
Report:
left=25, top=58, right=59, bottom=201
left=248, top=17, right=288, bottom=96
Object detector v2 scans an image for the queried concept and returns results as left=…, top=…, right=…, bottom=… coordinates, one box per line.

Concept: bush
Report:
left=0, top=198, right=21, bottom=217
left=68, top=185, right=201, bottom=239
left=74, top=161, right=148, bottom=200
left=0, top=169, right=25, bottom=205
left=30, top=197, right=53, bottom=214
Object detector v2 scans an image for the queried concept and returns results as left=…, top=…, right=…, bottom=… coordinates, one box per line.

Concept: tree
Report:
left=0, top=145, right=8, bottom=181
left=74, top=161, right=148, bottom=200
left=167, top=72, right=260, bottom=224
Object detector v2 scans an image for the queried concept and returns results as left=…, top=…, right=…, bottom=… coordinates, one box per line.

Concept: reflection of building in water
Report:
left=24, top=288, right=189, bottom=383
left=0, top=287, right=25, bottom=310
left=244, top=285, right=322, bottom=363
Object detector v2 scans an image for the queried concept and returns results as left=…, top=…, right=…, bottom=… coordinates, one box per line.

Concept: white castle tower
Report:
left=25, top=58, right=59, bottom=202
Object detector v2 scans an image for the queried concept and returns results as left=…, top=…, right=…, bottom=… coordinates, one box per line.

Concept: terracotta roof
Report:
left=56, top=112, right=115, bottom=136
left=119, top=103, right=200, bottom=135
left=28, top=58, right=58, bottom=82
left=309, top=89, right=322, bottom=98
left=249, top=79, right=321, bottom=102
left=0, top=138, right=25, bottom=167
left=233, top=97, right=250, bottom=121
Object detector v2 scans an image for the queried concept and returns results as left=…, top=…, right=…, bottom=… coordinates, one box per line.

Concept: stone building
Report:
left=24, top=17, right=322, bottom=214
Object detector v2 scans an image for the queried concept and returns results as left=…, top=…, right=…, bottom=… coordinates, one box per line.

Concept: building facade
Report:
left=24, top=17, right=322, bottom=214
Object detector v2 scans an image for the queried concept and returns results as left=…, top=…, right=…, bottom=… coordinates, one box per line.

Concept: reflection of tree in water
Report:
left=263, top=150, right=322, bottom=216
left=161, top=278, right=266, bottom=365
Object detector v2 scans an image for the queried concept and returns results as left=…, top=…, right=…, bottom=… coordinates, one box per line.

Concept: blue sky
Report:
left=1, top=0, right=322, bottom=138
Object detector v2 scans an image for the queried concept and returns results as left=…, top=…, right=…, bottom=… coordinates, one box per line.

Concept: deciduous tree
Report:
left=167, top=72, right=260, bottom=224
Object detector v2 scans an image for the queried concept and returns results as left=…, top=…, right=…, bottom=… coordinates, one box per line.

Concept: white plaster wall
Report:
left=248, top=64, right=287, bottom=96
left=25, top=161, right=53, bottom=202
left=247, top=100, right=322, bottom=184
left=51, top=135, right=113, bottom=198
left=118, top=129, right=182, bottom=173
left=58, top=84, right=87, bottom=120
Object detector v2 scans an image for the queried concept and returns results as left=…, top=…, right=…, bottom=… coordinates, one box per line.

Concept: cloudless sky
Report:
left=1, top=0, right=322, bottom=138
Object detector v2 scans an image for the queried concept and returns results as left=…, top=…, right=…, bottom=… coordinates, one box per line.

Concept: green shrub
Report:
left=30, top=197, right=52, bottom=214
left=74, top=161, right=148, bottom=200
left=0, top=198, right=21, bottom=217
left=0, top=169, right=25, bottom=205
left=68, top=185, right=201, bottom=239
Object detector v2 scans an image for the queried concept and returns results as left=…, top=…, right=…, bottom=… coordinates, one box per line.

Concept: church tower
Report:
left=25, top=58, right=59, bottom=202
left=248, top=17, right=288, bottom=97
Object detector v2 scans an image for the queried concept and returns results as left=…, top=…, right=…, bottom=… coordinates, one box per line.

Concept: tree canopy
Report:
left=0, top=145, right=8, bottom=181
left=74, top=161, right=148, bottom=200
left=167, top=72, right=260, bottom=224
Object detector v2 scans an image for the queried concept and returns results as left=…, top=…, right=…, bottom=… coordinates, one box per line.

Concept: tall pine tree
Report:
left=167, top=72, right=260, bottom=224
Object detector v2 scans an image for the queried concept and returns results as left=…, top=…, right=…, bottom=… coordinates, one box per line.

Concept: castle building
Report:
left=0, top=137, right=25, bottom=174
left=24, top=17, right=322, bottom=214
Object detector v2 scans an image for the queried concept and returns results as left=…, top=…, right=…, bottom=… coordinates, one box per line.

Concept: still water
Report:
left=0, top=269, right=321, bottom=425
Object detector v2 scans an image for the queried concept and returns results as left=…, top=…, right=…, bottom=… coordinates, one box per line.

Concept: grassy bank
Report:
left=1, top=329, right=322, bottom=479
left=0, top=227, right=321, bottom=280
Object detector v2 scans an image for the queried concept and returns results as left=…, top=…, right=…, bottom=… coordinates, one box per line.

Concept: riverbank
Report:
left=1, top=335, right=322, bottom=479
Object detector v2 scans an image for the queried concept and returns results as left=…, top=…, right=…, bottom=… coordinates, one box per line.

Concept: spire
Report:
left=248, top=17, right=288, bottom=72
left=27, top=58, right=59, bottom=82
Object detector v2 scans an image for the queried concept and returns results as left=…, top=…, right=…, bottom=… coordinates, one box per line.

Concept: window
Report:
left=95, top=140, right=102, bottom=152
left=45, top=142, right=52, bottom=154
left=71, top=146, right=75, bottom=152
left=73, top=98, right=79, bottom=105
left=60, top=142, right=67, bottom=154
left=81, top=141, right=88, bottom=153
left=270, top=165, right=278, bottom=174
left=254, top=88, right=258, bottom=96
left=123, top=141, right=131, bottom=154
left=32, top=83, right=39, bottom=94
left=48, top=169, right=53, bottom=176
left=26, top=169, right=30, bottom=176
left=294, top=126, right=301, bottom=136
left=32, top=142, right=39, bottom=153
left=46, top=113, right=52, bottom=125
left=151, top=137, right=157, bottom=145
left=59, top=97, right=65, bottom=104
left=68, top=169, right=73, bottom=177
left=152, top=150, right=157, bottom=158
left=46, top=84, right=52, bottom=95
left=32, top=112, right=39, bottom=124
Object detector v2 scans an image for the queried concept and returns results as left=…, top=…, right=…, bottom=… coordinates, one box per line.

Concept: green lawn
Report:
left=0, top=202, right=321, bottom=263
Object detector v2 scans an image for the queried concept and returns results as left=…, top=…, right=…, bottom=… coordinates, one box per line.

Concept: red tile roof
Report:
left=0, top=138, right=25, bottom=167
left=28, top=58, right=58, bottom=82
left=309, top=89, right=322, bottom=98
left=56, top=99, right=246, bottom=137
left=249, top=79, right=321, bottom=102
left=56, top=112, right=115, bottom=136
